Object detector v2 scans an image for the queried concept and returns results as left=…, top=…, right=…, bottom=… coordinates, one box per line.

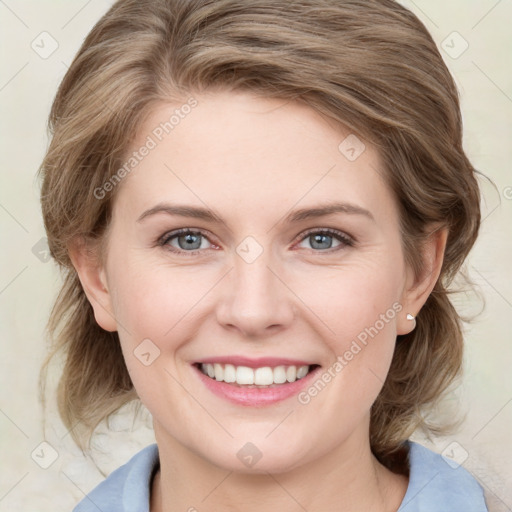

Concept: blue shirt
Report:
left=73, top=441, right=488, bottom=511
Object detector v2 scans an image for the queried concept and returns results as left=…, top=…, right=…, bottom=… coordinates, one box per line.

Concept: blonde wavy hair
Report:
left=38, top=0, right=482, bottom=472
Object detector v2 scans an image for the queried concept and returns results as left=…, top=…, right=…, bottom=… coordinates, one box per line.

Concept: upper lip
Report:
left=193, top=356, right=318, bottom=368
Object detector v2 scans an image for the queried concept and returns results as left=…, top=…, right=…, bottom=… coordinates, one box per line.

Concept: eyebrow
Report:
left=137, top=201, right=374, bottom=224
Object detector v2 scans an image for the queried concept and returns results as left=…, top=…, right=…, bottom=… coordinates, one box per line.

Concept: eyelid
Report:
left=158, top=227, right=212, bottom=243
left=291, top=227, right=355, bottom=253
left=157, top=226, right=355, bottom=255
left=157, top=227, right=216, bottom=255
left=293, top=227, right=354, bottom=245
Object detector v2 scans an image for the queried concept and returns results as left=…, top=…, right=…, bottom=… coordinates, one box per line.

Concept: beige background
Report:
left=0, top=0, right=511, bottom=510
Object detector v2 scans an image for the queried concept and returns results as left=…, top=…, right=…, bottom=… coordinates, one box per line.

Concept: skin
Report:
left=71, top=90, right=447, bottom=512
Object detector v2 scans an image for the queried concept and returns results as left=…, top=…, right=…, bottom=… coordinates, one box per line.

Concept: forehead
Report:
left=113, top=90, right=395, bottom=225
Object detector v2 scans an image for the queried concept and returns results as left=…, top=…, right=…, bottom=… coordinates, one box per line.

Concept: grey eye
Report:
left=308, top=233, right=337, bottom=250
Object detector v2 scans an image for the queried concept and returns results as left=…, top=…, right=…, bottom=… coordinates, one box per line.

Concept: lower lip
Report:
left=192, top=364, right=322, bottom=406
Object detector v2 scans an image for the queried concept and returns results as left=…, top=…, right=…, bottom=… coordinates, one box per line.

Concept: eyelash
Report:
left=157, top=227, right=355, bottom=256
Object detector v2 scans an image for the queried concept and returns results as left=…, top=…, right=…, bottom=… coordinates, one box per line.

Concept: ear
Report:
left=68, top=237, right=117, bottom=332
left=397, top=225, right=448, bottom=335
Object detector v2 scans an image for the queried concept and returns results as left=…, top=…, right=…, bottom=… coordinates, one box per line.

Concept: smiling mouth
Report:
left=194, top=363, right=320, bottom=388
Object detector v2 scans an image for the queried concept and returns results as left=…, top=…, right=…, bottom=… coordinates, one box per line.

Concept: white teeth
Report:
left=286, top=365, right=297, bottom=382
left=199, top=363, right=313, bottom=385
left=236, top=366, right=254, bottom=385
left=254, top=367, right=274, bottom=385
left=273, top=365, right=287, bottom=384
left=296, top=365, right=309, bottom=379
left=213, top=363, right=224, bottom=381
left=223, top=364, right=236, bottom=383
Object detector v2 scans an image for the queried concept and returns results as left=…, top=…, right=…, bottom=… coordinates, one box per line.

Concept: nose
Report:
left=216, top=243, right=295, bottom=338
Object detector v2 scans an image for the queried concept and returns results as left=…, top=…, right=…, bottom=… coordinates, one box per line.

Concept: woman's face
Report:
left=91, top=90, right=422, bottom=473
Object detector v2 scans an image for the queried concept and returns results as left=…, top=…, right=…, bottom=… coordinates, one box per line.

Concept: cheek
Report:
left=296, top=261, right=403, bottom=402
left=294, top=260, right=403, bottom=341
left=109, top=255, right=215, bottom=340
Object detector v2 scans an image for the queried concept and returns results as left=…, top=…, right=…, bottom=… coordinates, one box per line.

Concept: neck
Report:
left=150, top=425, right=408, bottom=512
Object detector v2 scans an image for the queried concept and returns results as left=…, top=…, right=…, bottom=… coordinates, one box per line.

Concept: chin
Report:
left=200, top=438, right=311, bottom=475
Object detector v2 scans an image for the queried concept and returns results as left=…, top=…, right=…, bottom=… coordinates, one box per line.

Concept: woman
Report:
left=38, top=0, right=489, bottom=510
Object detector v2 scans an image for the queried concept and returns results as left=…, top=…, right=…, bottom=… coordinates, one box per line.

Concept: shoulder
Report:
left=398, top=440, right=488, bottom=511
left=72, top=444, right=159, bottom=512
